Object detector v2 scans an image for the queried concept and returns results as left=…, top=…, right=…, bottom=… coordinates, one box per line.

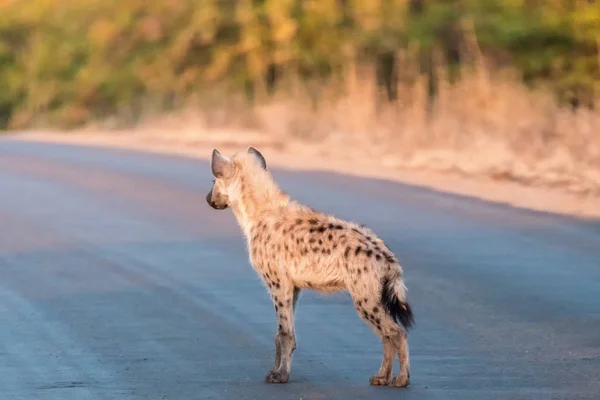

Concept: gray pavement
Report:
left=0, top=138, right=599, bottom=400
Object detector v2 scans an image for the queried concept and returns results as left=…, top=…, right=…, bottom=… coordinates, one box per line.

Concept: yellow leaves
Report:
left=247, top=49, right=268, bottom=78
left=89, top=20, right=119, bottom=49
left=1, top=0, right=599, bottom=130
left=138, top=16, right=163, bottom=42
left=272, top=19, right=297, bottom=43
left=237, top=24, right=262, bottom=54
left=191, top=2, right=220, bottom=44
left=304, top=0, right=343, bottom=27
left=350, top=0, right=381, bottom=31
left=265, top=0, right=297, bottom=42
left=205, top=48, right=233, bottom=82
left=169, top=28, right=196, bottom=64
left=570, top=4, right=600, bottom=37
left=272, top=46, right=295, bottom=64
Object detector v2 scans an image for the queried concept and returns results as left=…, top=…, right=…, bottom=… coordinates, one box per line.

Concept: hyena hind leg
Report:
left=351, top=294, right=396, bottom=386
left=390, top=328, right=410, bottom=387
left=351, top=288, right=412, bottom=388
left=369, top=336, right=395, bottom=386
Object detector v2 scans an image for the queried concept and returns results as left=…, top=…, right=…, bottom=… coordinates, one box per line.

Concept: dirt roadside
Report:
left=6, top=129, right=600, bottom=220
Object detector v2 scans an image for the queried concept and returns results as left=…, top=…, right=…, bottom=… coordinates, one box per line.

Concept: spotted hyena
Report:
left=206, top=147, right=414, bottom=387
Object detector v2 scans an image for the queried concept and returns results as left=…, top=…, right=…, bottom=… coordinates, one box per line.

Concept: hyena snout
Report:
left=206, top=188, right=229, bottom=210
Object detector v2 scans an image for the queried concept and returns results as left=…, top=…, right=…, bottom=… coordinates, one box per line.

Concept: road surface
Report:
left=0, top=138, right=599, bottom=400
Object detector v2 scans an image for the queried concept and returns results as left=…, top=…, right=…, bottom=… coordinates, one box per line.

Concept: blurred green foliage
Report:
left=0, top=0, right=599, bottom=129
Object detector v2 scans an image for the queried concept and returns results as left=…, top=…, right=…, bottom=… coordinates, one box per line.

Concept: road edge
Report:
left=3, top=131, right=600, bottom=221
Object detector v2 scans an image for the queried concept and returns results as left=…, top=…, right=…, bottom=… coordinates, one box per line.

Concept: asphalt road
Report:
left=0, top=138, right=599, bottom=400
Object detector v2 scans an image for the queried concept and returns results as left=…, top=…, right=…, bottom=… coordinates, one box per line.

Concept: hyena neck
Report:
left=231, top=177, right=290, bottom=235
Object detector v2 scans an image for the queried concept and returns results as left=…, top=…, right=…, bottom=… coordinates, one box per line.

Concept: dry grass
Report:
left=111, top=59, right=600, bottom=197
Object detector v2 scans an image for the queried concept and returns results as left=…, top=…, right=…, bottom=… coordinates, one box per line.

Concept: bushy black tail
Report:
left=381, top=275, right=415, bottom=330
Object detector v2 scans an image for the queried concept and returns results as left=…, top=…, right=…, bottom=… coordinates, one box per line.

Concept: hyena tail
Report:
left=381, top=274, right=415, bottom=331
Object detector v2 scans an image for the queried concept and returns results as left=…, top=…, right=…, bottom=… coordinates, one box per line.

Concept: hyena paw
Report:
left=265, top=370, right=290, bottom=384
left=391, top=375, right=410, bottom=388
left=369, top=375, right=391, bottom=386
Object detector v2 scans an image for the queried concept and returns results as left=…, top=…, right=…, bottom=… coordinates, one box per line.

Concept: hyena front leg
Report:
left=265, top=283, right=299, bottom=384
left=272, top=286, right=301, bottom=373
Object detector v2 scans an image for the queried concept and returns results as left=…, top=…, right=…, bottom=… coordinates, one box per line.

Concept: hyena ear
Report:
left=211, top=148, right=231, bottom=178
left=247, top=146, right=267, bottom=170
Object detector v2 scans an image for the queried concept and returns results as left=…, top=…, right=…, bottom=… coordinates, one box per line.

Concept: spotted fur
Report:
left=206, top=147, right=414, bottom=387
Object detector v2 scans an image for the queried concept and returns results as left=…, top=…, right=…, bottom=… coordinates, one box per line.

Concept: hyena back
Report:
left=206, top=146, right=414, bottom=387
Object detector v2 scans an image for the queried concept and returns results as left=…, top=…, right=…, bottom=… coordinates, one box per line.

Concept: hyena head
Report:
left=205, top=146, right=267, bottom=210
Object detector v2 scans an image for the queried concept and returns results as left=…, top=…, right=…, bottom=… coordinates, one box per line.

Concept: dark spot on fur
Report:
left=352, top=228, right=361, bottom=234
left=328, top=234, right=333, bottom=240
left=362, top=310, right=369, bottom=319
left=309, top=238, right=316, bottom=244
left=275, top=305, right=279, bottom=311
left=375, top=254, right=382, bottom=261
left=363, top=266, right=368, bottom=272
left=290, top=233, right=295, bottom=240
left=355, top=246, right=362, bottom=255
left=357, top=269, right=362, bottom=275
left=309, top=228, right=315, bottom=233
left=375, top=317, right=381, bottom=325
left=275, top=282, right=281, bottom=289
left=308, top=219, right=318, bottom=225
left=332, top=244, right=337, bottom=250
left=278, top=301, right=284, bottom=307
left=373, top=306, right=379, bottom=313
left=344, top=247, right=351, bottom=257
left=278, top=324, right=283, bottom=331
left=318, top=239, right=323, bottom=245
left=366, top=249, right=373, bottom=257
left=284, top=244, right=289, bottom=251
left=317, top=226, right=326, bottom=233
left=295, top=219, right=303, bottom=225
left=335, top=225, right=344, bottom=230
left=312, top=248, right=320, bottom=253
left=357, top=300, right=362, bottom=306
